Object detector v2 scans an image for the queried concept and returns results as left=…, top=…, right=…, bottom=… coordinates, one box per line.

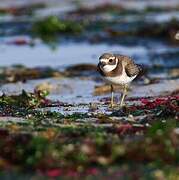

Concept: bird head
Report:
left=98, top=53, right=118, bottom=73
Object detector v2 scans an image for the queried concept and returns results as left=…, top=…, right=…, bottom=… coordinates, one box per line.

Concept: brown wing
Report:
left=125, top=61, right=141, bottom=77
left=115, top=54, right=141, bottom=77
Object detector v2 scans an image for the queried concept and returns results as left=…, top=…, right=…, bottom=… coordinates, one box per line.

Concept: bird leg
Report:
left=120, top=84, right=128, bottom=107
left=110, top=85, right=114, bottom=108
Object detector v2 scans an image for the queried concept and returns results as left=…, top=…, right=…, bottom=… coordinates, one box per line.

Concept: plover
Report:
left=98, top=53, right=141, bottom=107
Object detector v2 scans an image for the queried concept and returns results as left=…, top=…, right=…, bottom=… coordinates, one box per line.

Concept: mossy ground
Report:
left=0, top=90, right=178, bottom=179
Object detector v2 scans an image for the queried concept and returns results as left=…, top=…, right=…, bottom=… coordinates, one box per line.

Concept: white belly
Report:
left=103, top=72, right=137, bottom=85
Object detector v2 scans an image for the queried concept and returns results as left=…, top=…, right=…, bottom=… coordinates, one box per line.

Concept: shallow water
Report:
left=0, top=38, right=146, bottom=67
left=1, top=76, right=178, bottom=107
left=1, top=36, right=179, bottom=68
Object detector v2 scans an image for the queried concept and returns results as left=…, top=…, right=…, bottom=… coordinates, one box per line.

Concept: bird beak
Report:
left=99, top=61, right=106, bottom=67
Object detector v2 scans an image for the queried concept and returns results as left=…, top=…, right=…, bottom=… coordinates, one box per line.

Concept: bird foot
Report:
left=119, top=103, right=127, bottom=109
left=109, top=103, right=118, bottom=109
left=109, top=104, right=127, bottom=110
left=119, top=102, right=126, bottom=108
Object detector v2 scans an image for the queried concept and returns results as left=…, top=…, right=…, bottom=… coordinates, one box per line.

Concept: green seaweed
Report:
left=32, top=16, right=84, bottom=45
left=0, top=90, right=49, bottom=109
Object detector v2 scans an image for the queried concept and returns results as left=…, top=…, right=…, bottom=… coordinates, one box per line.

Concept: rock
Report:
left=94, top=84, right=125, bottom=95
left=175, top=31, right=179, bottom=40
left=169, top=68, right=179, bottom=78
left=65, top=64, right=97, bottom=77
left=171, top=128, right=179, bottom=148
left=35, top=82, right=55, bottom=92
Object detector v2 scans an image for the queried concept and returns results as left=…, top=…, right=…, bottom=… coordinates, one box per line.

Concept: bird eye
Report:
left=109, top=59, right=113, bottom=63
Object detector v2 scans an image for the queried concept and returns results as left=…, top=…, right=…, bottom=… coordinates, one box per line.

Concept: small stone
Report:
left=169, top=68, right=179, bottom=78
left=174, top=128, right=179, bottom=135
left=153, top=170, right=165, bottom=180
left=97, top=156, right=110, bottom=165
left=128, top=114, right=135, bottom=122
left=81, top=144, right=92, bottom=154
left=35, top=82, right=54, bottom=92
left=175, top=31, right=179, bottom=40
left=0, top=91, right=3, bottom=96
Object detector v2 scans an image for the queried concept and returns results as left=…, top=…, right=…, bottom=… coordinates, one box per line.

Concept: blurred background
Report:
left=0, top=0, right=179, bottom=102
left=0, top=0, right=179, bottom=67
